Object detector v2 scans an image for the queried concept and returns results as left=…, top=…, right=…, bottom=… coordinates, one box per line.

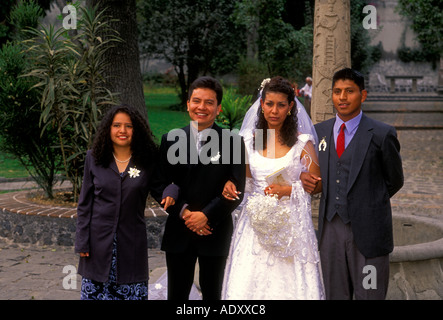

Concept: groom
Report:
left=301, top=68, right=404, bottom=299
left=152, top=76, right=246, bottom=300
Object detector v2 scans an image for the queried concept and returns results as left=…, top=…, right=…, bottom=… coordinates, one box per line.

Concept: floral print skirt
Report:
left=80, top=236, right=148, bottom=300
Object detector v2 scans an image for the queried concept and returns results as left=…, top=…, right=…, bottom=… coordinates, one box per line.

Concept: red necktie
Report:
left=337, top=123, right=346, bottom=158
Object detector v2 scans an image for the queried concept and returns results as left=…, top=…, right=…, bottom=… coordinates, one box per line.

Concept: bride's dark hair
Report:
left=91, top=104, right=158, bottom=169
left=254, top=76, right=298, bottom=150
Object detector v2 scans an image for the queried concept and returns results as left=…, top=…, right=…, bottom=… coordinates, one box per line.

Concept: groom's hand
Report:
left=300, top=172, right=321, bottom=194
left=183, top=209, right=212, bottom=235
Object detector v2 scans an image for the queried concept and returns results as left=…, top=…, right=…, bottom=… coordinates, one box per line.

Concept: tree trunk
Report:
left=87, top=0, right=148, bottom=119
left=438, top=55, right=443, bottom=95
left=246, top=0, right=259, bottom=61
left=176, top=63, right=188, bottom=109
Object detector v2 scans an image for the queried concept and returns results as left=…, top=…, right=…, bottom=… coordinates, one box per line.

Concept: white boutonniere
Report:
left=128, top=167, right=141, bottom=178
left=319, top=137, right=327, bottom=152
left=211, top=151, right=221, bottom=162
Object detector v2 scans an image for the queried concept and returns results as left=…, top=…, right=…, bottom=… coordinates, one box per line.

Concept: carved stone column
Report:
left=311, top=0, right=351, bottom=124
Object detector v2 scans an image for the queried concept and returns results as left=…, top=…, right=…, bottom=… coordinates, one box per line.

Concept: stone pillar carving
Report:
left=311, top=0, right=351, bottom=124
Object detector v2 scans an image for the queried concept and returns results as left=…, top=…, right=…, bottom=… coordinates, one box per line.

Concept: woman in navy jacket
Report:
left=75, top=104, right=159, bottom=300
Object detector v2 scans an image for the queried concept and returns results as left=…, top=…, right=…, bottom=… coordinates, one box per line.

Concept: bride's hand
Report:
left=264, top=184, right=291, bottom=200
left=222, top=180, right=241, bottom=201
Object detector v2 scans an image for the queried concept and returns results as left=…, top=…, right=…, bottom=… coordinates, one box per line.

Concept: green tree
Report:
left=233, top=0, right=313, bottom=95
left=138, top=0, right=245, bottom=109
left=0, top=0, right=52, bottom=46
left=0, top=0, right=59, bottom=198
left=397, top=0, right=442, bottom=63
left=234, top=0, right=378, bottom=94
left=397, top=0, right=442, bottom=93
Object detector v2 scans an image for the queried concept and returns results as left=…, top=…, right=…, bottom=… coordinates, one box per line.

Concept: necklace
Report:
left=113, top=153, right=132, bottom=163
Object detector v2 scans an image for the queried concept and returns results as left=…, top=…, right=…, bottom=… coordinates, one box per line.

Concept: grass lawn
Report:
left=0, top=152, right=30, bottom=179
left=144, top=85, right=190, bottom=141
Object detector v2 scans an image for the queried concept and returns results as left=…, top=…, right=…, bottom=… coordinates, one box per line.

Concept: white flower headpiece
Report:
left=259, top=78, right=271, bottom=91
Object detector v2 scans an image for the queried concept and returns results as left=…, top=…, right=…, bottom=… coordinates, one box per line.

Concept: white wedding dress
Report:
left=222, top=134, right=325, bottom=300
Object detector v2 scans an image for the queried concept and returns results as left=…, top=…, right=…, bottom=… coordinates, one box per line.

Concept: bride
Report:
left=221, top=77, right=325, bottom=300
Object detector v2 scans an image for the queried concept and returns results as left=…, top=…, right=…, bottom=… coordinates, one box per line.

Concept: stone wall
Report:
left=0, top=209, right=167, bottom=249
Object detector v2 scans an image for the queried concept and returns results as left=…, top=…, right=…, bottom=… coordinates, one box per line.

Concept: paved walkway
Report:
left=0, top=100, right=442, bottom=300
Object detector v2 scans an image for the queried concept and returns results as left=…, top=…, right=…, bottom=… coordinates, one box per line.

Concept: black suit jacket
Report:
left=316, top=114, right=404, bottom=258
left=151, top=123, right=246, bottom=256
left=75, top=150, right=153, bottom=283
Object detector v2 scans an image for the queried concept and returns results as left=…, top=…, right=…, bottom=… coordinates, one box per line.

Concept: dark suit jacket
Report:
left=75, top=150, right=153, bottom=284
left=151, top=123, right=246, bottom=256
left=316, top=114, right=404, bottom=258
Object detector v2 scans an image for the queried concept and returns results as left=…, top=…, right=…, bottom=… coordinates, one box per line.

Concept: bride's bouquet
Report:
left=245, top=192, right=296, bottom=258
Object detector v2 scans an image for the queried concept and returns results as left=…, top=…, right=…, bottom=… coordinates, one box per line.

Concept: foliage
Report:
left=216, top=88, right=252, bottom=130
left=350, top=0, right=381, bottom=74
left=257, top=0, right=313, bottom=80
left=232, top=0, right=313, bottom=88
left=396, top=0, right=442, bottom=66
left=22, top=5, right=120, bottom=201
left=138, top=0, right=245, bottom=109
left=8, top=0, right=44, bottom=41
left=234, top=0, right=379, bottom=87
left=0, top=0, right=52, bottom=46
left=237, top=56, right=269, bottom=97
left=0, top=42, right=60, bottom=197
left=0, top=0, right=59, bottom=198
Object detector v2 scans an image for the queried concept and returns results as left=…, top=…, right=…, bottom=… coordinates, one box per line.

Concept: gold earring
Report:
left=262, top=109, right=264, bottom=114
left=287, top=111, right=291, bottom=116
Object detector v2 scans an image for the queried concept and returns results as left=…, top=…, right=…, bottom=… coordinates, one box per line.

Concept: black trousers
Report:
left=166, top=248, right=227, bottom=300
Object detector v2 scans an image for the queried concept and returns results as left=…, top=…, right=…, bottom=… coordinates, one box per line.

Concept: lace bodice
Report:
left=247, top=133, right=312, bottom=196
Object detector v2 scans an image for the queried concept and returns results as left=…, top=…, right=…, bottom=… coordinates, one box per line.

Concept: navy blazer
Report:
left=316, top=114, right=404, bottom=258
left=151, top=123, right=246, bottom=256
left=75, top=150, right=153, bottom=284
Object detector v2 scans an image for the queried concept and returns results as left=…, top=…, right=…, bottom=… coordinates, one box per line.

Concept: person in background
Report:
left=299, top=76, right=312, bottom=116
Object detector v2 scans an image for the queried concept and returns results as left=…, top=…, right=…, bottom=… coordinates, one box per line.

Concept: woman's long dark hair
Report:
left=254, top=76, right=298, bottom=150
left=91, top=104, right=158, bottom=169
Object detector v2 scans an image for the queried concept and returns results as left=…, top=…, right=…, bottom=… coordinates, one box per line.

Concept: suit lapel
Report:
left=193, top=123, right=223, bottom=166
left=184, top=125, right=199, bottom=166
left=347, top=114, right=373, bottom=193
left=318, top=119, right=335, bottom=196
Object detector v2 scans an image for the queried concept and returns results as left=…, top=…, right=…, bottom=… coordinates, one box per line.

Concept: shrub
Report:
left=216, top=88, right=252, bottom=130
left=0, top=1, right=59, bottom=198
left=22, top=5, right=120, bottom=201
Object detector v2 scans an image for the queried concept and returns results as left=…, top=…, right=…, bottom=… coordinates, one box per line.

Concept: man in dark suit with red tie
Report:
left=301, top=68, right=404, bottom=299
left=152, top=76, right=246, bottom=300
